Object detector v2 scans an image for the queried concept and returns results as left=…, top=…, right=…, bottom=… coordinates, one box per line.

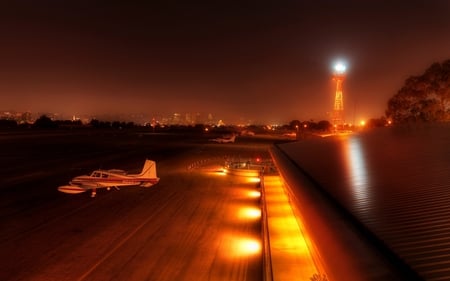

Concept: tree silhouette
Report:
left=386, top=59, right=450, bottom=123
left=33, top=115, right=57, bottom=128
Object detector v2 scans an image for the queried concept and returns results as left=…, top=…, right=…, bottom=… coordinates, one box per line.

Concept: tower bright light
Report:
left=334, top=62, right=346, bottom=74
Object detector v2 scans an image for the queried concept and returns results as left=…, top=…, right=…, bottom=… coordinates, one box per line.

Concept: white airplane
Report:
left=209, top=134, right=236, bottom=143
left=58, top=159, right=159, bottom=197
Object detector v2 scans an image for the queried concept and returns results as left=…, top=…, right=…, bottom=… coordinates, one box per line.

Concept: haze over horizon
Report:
left=1, top=1, right=449, bottom=124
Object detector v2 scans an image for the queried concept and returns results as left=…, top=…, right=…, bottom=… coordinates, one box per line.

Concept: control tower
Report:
left=332, top=62, right=346, bottom=127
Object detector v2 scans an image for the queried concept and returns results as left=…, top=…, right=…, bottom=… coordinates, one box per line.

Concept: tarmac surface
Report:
left=1, top=128, right=428, bottom=281
left=0, top=130, right=273, bottom=281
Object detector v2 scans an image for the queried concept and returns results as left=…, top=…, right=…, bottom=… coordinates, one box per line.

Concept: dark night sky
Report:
left=1, top=1, right=449, bottom=124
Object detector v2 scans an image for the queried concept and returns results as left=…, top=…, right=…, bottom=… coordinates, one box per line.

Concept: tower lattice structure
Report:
left=332, top=72, right=345, bottom=127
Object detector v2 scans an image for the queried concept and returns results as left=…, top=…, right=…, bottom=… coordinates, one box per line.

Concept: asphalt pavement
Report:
left=0, top=130, right=272, bottom=281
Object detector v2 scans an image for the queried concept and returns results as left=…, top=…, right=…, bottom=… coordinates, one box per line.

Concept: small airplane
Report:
left=58, top=159, right=159, bottom=197
left=209, top=134, right=236, bottom=143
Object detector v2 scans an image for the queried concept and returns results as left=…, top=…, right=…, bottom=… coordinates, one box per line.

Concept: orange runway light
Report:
left=236, top=238, right=261, bottom=256
left=246, top=177, right=261, bottom=183
left=207, top=168, right=227, bottom=176
left=221, top=234, right=262, bottom=258
left=247, top=190, right=261, bottom=198
left=238, top=206, right=261, bottom=220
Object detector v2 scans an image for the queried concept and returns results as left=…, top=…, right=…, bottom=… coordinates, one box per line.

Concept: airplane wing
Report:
left=57, top=184, right=89, bottom=194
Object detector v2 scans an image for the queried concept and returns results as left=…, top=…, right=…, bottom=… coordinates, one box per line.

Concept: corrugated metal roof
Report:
left=279, top=125, right=450, bottom=280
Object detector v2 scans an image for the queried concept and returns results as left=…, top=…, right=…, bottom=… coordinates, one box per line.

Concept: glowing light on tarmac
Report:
left=231, top=187, right=262, bottom=201
left=235, top=238, right=261, bottom=256
left=225, top=236, right=261, bottom=257
left=238, top=207, right=261, bottom=220
left=208, top=168, right=227, bottom=176
left=247, top=177, right=261, bottom=183
left=247, top=190, right=261, bottom=198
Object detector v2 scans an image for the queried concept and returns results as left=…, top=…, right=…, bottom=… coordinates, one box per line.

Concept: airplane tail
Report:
left=136, top=159, right=159, bottom=187
left=137, top=159, right=158, bottom=179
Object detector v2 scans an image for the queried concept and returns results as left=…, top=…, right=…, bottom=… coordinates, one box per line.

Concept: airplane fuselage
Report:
left=58, top=159, right=159, bottom=197
left=71, top=174, right=157, bottom=187
left=70, top=171, right=159, bottom=188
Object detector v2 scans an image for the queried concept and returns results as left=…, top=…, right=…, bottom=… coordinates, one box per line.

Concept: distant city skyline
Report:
left=0, top=1, right=449, bottom=124
left=0, top=109, right=260, bottom=126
